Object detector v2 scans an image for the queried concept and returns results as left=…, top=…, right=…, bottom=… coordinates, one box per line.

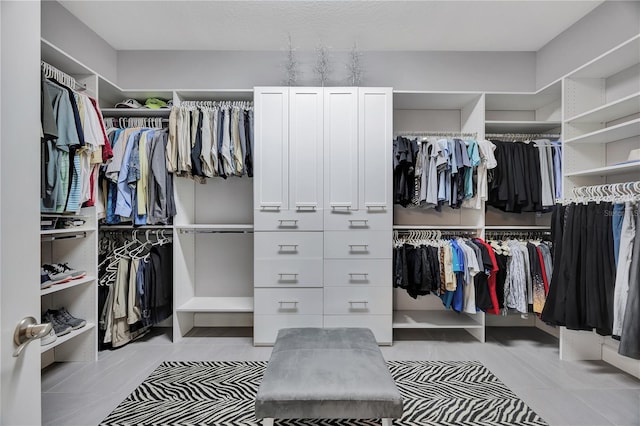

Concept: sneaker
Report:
left=40, top=328, right=57, bottom=346
left=40, top=268, right=69, bottom=288
left=115, top=98, right=143, bottom=109
left=42, top=264, right=73, bottom=283
left=54, top=307, right=86, bottom=330
left=42, top=311, right=72, bottom=337
left=47, top=263, right=86, bottom=280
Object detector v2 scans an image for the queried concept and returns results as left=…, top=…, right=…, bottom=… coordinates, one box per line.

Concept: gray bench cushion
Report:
left=255, top=328, right=403, bottom=420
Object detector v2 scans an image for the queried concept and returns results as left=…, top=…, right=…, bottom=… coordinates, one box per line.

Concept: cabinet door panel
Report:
left=254, top=87, right=289, bottom=211
left=324, top=88, right=358, bottom=212
left=290, top=88, right=323, bottom=213
left=359, top=88, right=393, bottom=211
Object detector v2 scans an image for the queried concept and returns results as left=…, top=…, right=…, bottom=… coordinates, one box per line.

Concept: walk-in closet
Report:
left=1, top=1, right=639, bottom=425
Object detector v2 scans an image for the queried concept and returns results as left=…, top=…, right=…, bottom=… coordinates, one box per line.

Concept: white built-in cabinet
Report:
left=253, top=87, right=393, bottom=345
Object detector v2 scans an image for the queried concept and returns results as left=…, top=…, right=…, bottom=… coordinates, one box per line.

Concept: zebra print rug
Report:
left=101, top=360, right=546, bottom=425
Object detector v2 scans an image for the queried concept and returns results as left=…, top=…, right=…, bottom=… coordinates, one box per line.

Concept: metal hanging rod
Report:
left=41, top=61, right=86, bottom=92
left=41, top=232, right=86, bottom=242
left=486, top=230, right=551, bottom=240
left=179, top=100, right=253, bottom=109
left=394, top=131, right=478, bottom=138
left=485, top=133, right=561, bottom=141
left=178, top=229, right=254, bottom=234
left=103, top=117, right=169, bottom=129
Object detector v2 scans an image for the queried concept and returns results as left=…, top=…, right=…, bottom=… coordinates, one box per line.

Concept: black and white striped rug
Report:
left=101, top=360, right=546, bottom=425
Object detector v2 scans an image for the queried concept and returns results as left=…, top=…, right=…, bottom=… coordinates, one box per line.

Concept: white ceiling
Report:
left=59, top=0, right=603, bottom=52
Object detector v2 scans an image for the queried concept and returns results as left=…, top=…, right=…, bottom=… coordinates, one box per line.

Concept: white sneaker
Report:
left=40, top=328, right=57, bottom=346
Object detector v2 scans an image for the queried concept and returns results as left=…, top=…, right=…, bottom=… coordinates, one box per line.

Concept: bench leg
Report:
left=381, top=419, right=393, bottom=426
left=262, top=418, right=274, bottom=426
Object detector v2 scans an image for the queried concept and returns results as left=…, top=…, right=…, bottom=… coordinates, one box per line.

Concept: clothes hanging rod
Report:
left=569, top=181, right=640, bottom=200
left=485, top=133, right=561, bottom=139
left=100, top=225, right=173, bottom=231
left=179, top=100, right=254, bottom=108
left=41, top=61, right=86, bottom=92
left=178, top=229, right=254, bottom=234
left=394, top=131, right=478, bottom=138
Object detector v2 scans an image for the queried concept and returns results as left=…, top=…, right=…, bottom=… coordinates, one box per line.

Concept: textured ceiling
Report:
left=59, top=0, right=603, bottom=51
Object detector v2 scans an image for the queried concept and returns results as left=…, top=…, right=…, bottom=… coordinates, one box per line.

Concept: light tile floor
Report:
left=41, top=327, right=640, bottom=426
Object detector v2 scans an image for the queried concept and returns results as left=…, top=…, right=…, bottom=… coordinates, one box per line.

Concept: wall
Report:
left=536, top=1, right=640, bottom=89
left=116, top=49, right=536, bottom=92
left=41, top=0, right=118, bottom=82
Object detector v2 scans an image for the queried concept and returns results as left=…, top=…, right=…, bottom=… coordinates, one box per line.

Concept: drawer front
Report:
left=324, top=209, right=391, bottom=231
left=323, top=315, right=392, bottom=345
left=254, top=209, right=323, bottom=231
left=324, top=231, right=391, bottom=259
left=323, top=259, right=391, bottom=286
left=323, top=287, right=392, bottom=315
left=254, top=314, right=323, bottom=346
left=254, top=231, right=323, bottom=258
left=254, top=259, right=323, bottom=287
left=254, top=288, right=323, bottom=315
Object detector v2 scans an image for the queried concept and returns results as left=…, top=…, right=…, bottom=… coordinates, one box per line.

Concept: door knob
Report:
left=13, top=316, right=52, bottom=357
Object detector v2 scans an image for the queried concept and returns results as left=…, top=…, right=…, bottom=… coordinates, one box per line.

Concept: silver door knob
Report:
left=13, top=316, right=52, bottom=357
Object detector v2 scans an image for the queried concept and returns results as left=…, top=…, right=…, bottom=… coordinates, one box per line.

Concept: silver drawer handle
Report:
left=260, top=205, right=281, bottom=211
left=349, top=219, right=369, bottom=227
left=278, top=273, right=299, bottom=279
left=278, top=219, right=298, bottom=227
left=349, top=244, right=369, bottom=251
left=349, top=273, right=369, bottom=278
left=296, top=204, right=317, bottom=211
left=278, top=301, right=298, bottom=307
left=366, top=205, right=386, bottom=211
left=349, top=301, right=368, bottom=306
left=278, top=244, right=299, bottom=251
left=331, top=204, right=351, bottom=211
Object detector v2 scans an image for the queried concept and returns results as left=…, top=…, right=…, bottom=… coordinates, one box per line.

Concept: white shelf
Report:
left=100, top=108, right=170, bottom=117
left=392, top=225, right=480, bottom=230
left=40, top=323, right=95, bottom=354
left=40, top=227, right=96, bottom=236
left=485, top=226, right=551, bottom=230
left=41, top=276, right=95, bottom=296
left=177, top=297, right=254, bottom=313
left=485, top=121, right=561, bottom=134
left=565, top=118, right=640, bottom=145
left=175, top=89, right=254, bottom=102
left=393, top=91, right=482, bottom=110
left=569, top=36, right=640, bottom=79
left=175, top=224, right=254, bottom=232
left=565, top=162, right=640, bottom=178
left=485, top=83, right=562, bottom=110
left=392, top=310, right=483, bottom=329
left=565, top=92, right=640, bottom=124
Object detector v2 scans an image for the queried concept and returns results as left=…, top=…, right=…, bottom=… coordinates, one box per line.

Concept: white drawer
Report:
left=253, top=315, right=323, bottom=346
left=323, top=315, right=392, bottom=345
left=254, top=231, right=323, bottom=258
left=324, top=231, right=391, bottom=259
left=324, top=209, right=391, bottom=231
left=323, top=287, right=392, bottom=315
left=323, top=259, right=391, bottom=286
left=254, top=288, right=323, bottom=315
left=254, top=259, right=323, bottom=287
left=254, top=209, right=323, bottom=231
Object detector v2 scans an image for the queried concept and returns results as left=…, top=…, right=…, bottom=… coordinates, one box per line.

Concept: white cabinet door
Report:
left=359, top=88, right=393, bottom=213
left=324, top=88, right=358, bottom=212
left=254, top=87, right=289, bottom=212
left=289, top=88, right=323, bottom=213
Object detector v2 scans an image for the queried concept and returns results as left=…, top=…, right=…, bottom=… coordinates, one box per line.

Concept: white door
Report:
left=324, top=88, right=358, bottom=212
left=358, top=88, right=393, bottom=212
left=1, top=1, right=43, bottom=425
left=253, top=87, right=290, bottom=212
left=289, top=88, right=323, bottom=212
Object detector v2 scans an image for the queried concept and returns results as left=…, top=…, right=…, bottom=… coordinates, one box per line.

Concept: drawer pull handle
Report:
left=366, top=205, right=386, bottom=211
left=349, top=244, right=369, bottom=251
left=331, top=204, right=351, bottom=211
left=278, top=244, right=299, bottom=251
left=349, top=273, right=369, bottom=279
left=278, top=273, right=299, bottom=279
left=349, top=219, right=369, bottom=227
left=278, top=219, right=298, bottom=227
left=260, top=205, right=281, bottom=211
left=278, top=301, right=298, bottom=307
left=349, top=301, right=368, bottom=307
left=296, top=204, right=317, bottom=211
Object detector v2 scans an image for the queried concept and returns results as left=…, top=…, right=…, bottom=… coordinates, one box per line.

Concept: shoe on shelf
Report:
left=42, top=311, right=72, bottom=337
left=40, top=328, right=57, bottom=346
left=46, top=263, right=86, bottom=280
left=40, top=268, right=69, bottom=288
left=53, top=307, right=86, bottom=330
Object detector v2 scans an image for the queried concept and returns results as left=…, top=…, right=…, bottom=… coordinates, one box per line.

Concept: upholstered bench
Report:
left=255, top=328, right=403, bottom=425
